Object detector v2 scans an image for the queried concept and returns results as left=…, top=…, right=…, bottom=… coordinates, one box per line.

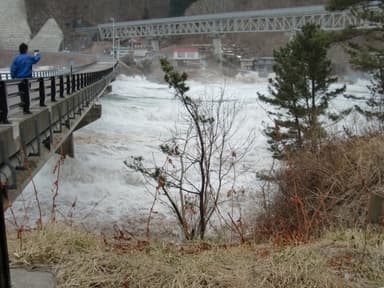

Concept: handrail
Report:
left=0, top=60, right=99, bottom=81
left=0, top=63, right=117, bottom=186
left=0, top=64, right=116, bottom=122
left=0, top=68, right=68, bottom=81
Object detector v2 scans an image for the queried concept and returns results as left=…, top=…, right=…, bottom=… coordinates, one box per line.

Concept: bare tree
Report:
left=126, top=59, right=254, bottom=240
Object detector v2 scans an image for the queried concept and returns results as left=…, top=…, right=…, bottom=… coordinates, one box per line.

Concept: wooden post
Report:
left=0, top=185, right=11, bottom=288
left=368, top=191, right=384, bottom=224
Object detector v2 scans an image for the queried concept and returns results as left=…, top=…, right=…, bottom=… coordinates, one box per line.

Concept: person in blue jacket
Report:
left=10, top=43, right=40, bottom=114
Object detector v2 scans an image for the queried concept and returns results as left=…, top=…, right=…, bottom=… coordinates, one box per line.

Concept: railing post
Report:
left=50, top=77, right=56, bottom=102
left=77, top=74, right=80, bottom=91
left=38, top=78, right=45, bottom=107
left=80, top=74, right=84, bottom=88
left=0, top=185, right=11, bottom=288
left=368, top=192, right=384, bottom=224
left=66, top=75, right=70, bottom=95
left=0, top=81, right=8, bottom=124
left=71, top=75, right=75, bottom=93
left=59, top=75, right=64, bottom=98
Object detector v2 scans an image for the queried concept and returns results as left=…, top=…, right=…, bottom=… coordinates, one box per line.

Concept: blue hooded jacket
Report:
left=10, top=52, right=40, bottom=79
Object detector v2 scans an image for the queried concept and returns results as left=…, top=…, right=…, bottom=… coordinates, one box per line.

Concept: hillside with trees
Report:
left=24, top=0, right=330, bottom=56
left=25, top=0, right=327, bottom=36
left=186, top=0, right=326, bottom=15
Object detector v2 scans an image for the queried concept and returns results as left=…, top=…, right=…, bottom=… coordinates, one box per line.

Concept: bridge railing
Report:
left=0, top=64, right=116, bottom=191
left=0, top=68, right=68, bottom=81
left=0, top=60, right=99, bottom=81
left=0, top=67, right=114, bottom=121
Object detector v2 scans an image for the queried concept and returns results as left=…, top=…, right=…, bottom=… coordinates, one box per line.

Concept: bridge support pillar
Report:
left=151, top=39, right=160, bottom=51
left=102, top=85, right=112, bottom=97
left=76, top=104, right=102, bottom=131
left=212, top=37, right=223, bottom=63
left=60, top=133, right=75, bottom=158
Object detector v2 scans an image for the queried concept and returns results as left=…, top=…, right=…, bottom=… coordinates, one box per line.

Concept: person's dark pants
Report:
left=0, top=100, right=8, bottom=123
left=18, top=79, right=30, bottom=112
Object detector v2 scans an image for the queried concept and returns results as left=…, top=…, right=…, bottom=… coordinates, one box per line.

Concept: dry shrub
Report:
left=256, top=134, right=384, bottom=242
left=7, top=224, right=384, bottom=287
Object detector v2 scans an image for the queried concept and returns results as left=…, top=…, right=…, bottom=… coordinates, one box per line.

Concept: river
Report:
left=6, top=72, right=370, bottom=238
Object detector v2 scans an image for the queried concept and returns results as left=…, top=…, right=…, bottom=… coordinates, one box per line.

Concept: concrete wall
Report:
left=29, top=18, right=64, bottom=53
left=0, top=0, right=31, bottom=50
left=0, top=0, right=64, bottom=52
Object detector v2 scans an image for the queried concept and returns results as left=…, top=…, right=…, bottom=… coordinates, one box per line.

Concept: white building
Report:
left=172, top=47, right=200, bottom=66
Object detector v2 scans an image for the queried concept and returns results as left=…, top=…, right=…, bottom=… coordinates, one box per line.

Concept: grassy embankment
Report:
left=7, top=133, right=384, bottom=287
left=6, top=224, right=384, bottom=287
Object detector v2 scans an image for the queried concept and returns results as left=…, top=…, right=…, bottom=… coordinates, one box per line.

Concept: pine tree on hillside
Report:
left=326, top=0, right=361, bottom=10
left=169, top=0, right=196, bottom=16
left=327, top=0, right=384, bottom=129
left=259, top=23, right=345, bottom=159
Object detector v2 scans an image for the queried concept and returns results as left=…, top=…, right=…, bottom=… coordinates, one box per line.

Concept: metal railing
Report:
left=0, top=65, right=116, bottom=182
left=0, top=72, right=112, bottom=122
left=0, top=63, right=116, bottom=288
left=0, top=60, right=99, bottom=81
left=0, top=68, right=68, bottom=81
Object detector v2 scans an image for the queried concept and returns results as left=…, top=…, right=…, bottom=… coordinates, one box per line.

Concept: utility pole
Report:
left=117, top=37, right=120, bottom=60
left=111, top=17, right=115, bottom=59
left=0, top=185, right=11, bottom=288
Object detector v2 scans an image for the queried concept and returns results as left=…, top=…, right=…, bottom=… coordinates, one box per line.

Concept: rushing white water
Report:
left=7, top=72, right=371, bottom=236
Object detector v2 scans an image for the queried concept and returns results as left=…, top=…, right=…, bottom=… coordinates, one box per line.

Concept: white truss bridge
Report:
left=95, top=5, right=370, bottom=40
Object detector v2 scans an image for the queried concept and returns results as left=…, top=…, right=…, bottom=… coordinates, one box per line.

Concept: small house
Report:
left=172, top=47, right=200, bottom=66
left=240, top=58, right=255, bottom=71
left=254, top=57, right=274, bottom=72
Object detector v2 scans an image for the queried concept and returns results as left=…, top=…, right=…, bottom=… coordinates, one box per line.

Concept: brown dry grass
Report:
left=6, top=224, right=384, bottom=288
left=256, top=134, right=384, bottom=243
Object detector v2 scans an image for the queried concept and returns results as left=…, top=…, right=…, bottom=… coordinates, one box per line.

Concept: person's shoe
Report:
left=23, top=110, right=32, bottom=114
left=40, top=104, right=47, bottom=107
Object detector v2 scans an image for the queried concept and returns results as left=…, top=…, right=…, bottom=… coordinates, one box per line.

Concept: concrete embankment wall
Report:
left=0, top=0, right=31, bottom=51
left=0, top=0, right=63, bottom=52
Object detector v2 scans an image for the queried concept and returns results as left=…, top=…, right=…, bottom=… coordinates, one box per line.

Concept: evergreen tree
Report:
left=327, top=0, right=384, bottom=129
left=169, top=0, right=197, bottom=16
left=259, top=23, right=345, bottom=158
left=326, top=0, right=362, bottom=11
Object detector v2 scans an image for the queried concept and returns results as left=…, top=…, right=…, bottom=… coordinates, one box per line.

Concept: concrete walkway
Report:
left=11, top=268, right=56, bottom=288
